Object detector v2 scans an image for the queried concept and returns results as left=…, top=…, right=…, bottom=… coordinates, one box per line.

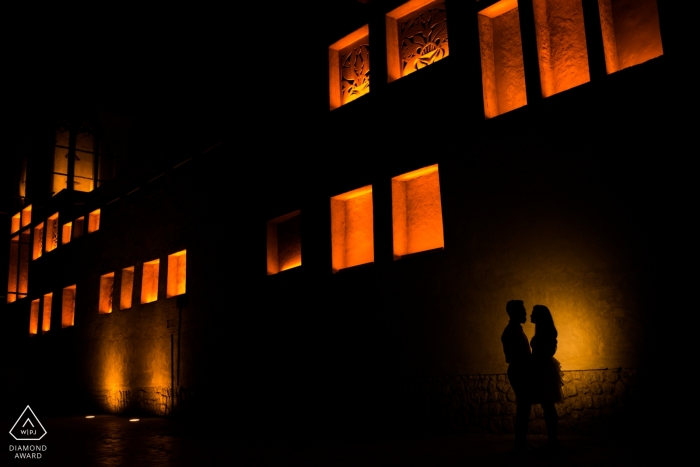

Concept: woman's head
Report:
left=531, top=305, right=557, bottom=336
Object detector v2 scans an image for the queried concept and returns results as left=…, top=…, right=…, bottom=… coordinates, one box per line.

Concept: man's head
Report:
left=506, top=300, right=526, bottom=323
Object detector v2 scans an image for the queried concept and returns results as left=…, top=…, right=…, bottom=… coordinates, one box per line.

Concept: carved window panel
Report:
left=331, top=186, right=374, bottom=272
left=141, top=260, right=160, bottom=304
left=33, top=223, right=44, bottom=260
left=532, top=0, right=590, bottom=97
left=386, top=0, right=449, bottom=82
left=30, top=299, right=40, bottom=336
left=479, top=0, right=527, bottom=118
left=598, top=0, right=663, bottom=74
left=120, top=267, right=134, bottom=310
left=62, top=222, right=72, bottom=245
left=45, top=213, right=59, bottom=253
left=88, top=209, right=101, bottom=233
left=43, top=293, right=53, bottom=333
left=167, top=250, right=186, bottom=298
left=330, top=25, right=370, bottom=110
left=7, top=232, right=30, bottom=303
left=73, top=216, right=85, bottom=240
left=392, top=164, right=444, bottom=259
left=21, top=205, right=32, bottom=228
left=99, top=272, right=115, bottom=314
left=267, top=211, right=302, bottom=275
left=62, top=285, right=76, bottom=328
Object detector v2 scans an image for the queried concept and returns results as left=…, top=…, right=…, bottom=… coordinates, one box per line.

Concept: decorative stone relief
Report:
left=340, top=42, right=370, bottom=105
left=399, top=2, right=449, bottom=77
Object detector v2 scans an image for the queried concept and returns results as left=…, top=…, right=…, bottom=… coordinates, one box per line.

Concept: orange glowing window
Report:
left=329, top=25, right=370, bottom=110
left=267, top=211, right=302, bottom=275
left=88, top=209, right=100, bottom=233
left=62, top=285, right=76, bottom=328
left=45, top=213, right=59, bottom=252
left=392, top=164, right=444, bottom=258
left=532, top=0, right=590, bottom=97
left=7, top=232, right=30, bottom=303
left=167, top=250, right=186, bottom=298
left=99, top=273, right=114, bottom=314
left=479, top=0, right=527, bottom=118
left=30, top=299, right=40, bottom=336
left=598, top=0, right=663, bottom=74
left=62, top=222, right=72, bottom=245
left=386, top=0, right=449, bottom=82
left=73, top=216, right=85, bottom=239
left=42, top=293, right=52, bottom=333
left=331, top=186, right=374, bottom=272
left=33, top=223, right=44, bottom=260
left=11, top=213, right=20, bottom=234
left=121, top=267, right=134, bottom=310
left=141, top=260, right=159, bottom=304
left=21, top=205, right=32, bottom=228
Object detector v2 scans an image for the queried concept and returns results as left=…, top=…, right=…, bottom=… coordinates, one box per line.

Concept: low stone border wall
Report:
left=402, top=368, right=641, bottom=435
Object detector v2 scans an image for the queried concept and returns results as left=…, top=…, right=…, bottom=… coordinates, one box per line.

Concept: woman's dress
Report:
left=530, top=333, right=564, bottom=404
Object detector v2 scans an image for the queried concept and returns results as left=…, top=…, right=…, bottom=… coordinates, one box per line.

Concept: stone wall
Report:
left=402, top=368, right=641, bottom=435
left=90, top=386, right=191, bottom=416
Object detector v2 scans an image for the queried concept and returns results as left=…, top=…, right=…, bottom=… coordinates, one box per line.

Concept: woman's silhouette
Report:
left=530, top=305, right=564, bottom=450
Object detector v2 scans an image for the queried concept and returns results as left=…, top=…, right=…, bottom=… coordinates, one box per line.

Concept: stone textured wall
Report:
left=402, top=368, right=640, bottom=435
left=90, top=386, right=190, bottom=416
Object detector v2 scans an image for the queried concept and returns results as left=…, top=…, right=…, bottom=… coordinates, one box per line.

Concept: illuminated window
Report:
left=30, top=299, right=40, bottom=336
left=88, top=209, right=100, bottom=233
left=7, top=231, right=29, bottom=303
left=329, top=25, right=370, bottom=110
left=42, top=293, right=52, bottom=333
left=167, top=250, right=186, bottom=298
left=62, top=285, right=76, bottom=328
left=53, top=127, right=95, bottom=194
left=21, top=205, right=32, bottom=228
left=99, top=273, right=114, bottom=314
left=479, top=0, right=527, bottom=118
left=11, top=212, right=20, bottom=234
left=73, top=216, right=85, bottom=240
left=121, top=267, right=134, bottom=310
left=62, top=222, right=72, bottom=245
left=331, top=186, right=374, bottom=272
left=33, top=223, right=44, bottom=260
left=532, top=0, right=590, bottom=97
left=267, top=211, right=302, bottom=275
left=386, top=0, right=449, bottom=82
left=598, top=0, right=663, bottom=74
left=45, top=213, right=59, bottom=252
left=392, top=164, right=444, bottom=259
left=141, top=260, right=159, bottom=304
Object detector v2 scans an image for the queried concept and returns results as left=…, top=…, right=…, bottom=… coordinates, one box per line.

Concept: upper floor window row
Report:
left=330, top=0, right=664, bottom=116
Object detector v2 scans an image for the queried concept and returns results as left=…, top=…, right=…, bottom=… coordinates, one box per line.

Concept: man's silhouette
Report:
left=501, top=300, right=532, bottom=452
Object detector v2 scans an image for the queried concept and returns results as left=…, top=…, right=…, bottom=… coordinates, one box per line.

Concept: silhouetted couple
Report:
left=501, top=300, right=564, bottom=453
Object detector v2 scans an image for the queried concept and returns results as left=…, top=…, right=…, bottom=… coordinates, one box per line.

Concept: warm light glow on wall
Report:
left=141, top=260, right=160, bottom=304
left=11, top=213, right=20, bottom=234
left=598, top=0, right=663, bottom=74
left=99, top=273, right=115, bottom=314
left=62, top=222, right=73, bottom=245
left=392, top=164, right=444, bottom=258
left=30, top=299, right=40, bottom=335
left=21, top=205, right=32, bottom=228
left=74, top=216, right=85, bottom=239
left=88, top=209, right=101, bottom=233
left=7, top=235, right=18, bottom=303
left=167, top=250, right=186, bottom=297
left=329, top=25, right=370, bottom=110
left=532, top=0, right=590, bottom=97
left=62, top=285, right=76, bottom=328
left=42, top=293, right=52, bottom=333
left=331, top=186, right=374, bottom=272
left=386, top=0, right=449, bottom=82
left=45, top=214, right=59, bottom=252
left=267, top=211, right=302, bottom=275
left=479, top=0, right=527, bottom=118
left=121, top=267, right=134, bottom=310
left=32, top=223, right=44, bottom=260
